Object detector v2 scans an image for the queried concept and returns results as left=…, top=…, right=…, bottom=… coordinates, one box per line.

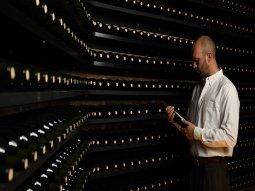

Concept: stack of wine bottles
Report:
left=0, top=0, right=254, bottom=190
left=0, top=104, right=188, bottom=190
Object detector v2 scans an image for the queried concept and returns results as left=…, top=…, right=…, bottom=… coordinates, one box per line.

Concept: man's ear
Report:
left=206, top=52, right=212, bottom=64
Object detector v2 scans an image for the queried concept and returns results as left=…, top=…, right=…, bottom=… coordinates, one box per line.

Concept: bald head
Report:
left=194, top=35, right=216, bottom=58
left=192, top=35, right=219, bottom=78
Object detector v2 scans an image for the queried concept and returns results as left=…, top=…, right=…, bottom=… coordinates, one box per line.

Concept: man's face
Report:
left=192, top=43, right=208, bottom=78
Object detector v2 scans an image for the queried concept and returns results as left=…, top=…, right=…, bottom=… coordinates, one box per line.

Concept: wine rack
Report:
left=0, top=0, right=254, bottom=190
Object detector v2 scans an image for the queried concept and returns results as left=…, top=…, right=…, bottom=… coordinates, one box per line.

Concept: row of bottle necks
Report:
left=1, top=60, right=255, bottom=93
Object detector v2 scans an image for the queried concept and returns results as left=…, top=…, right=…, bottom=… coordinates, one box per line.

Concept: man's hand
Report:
left=165, top=106, right=197, bottom=141
left=181, top=119, right=196, bottom=140
left=166, top=106, right=175, bottom=123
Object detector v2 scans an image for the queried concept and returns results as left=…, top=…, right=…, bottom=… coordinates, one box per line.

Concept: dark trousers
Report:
left=187, top=157, right=231, bottom=191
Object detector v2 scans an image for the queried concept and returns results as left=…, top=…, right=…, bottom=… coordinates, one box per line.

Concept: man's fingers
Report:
left=166, top=106, right=175, bottom=122
left=168, top=111, right=175, bottom=122
left=168, top=113, right=175, bottom=122
left=166, top=106, right=174, bottom=112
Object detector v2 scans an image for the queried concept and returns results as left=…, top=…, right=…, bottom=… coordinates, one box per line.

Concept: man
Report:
left=166, top=35, right=240, bottom=191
